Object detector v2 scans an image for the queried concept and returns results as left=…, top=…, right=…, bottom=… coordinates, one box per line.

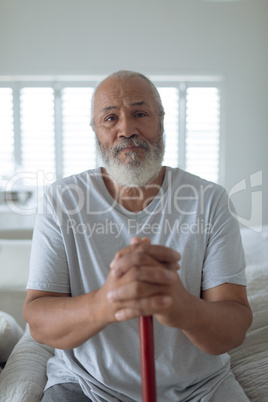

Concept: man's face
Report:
left=93, top=76, right=165, bottom=187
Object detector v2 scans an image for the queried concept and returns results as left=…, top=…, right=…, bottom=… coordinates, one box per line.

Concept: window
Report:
left=0, top=88, right=14, bottom=182
left=158, top=87, right=179, bottom=168
left=185, top=87, right=220, bottom=183
left=61, top=87, right=95, bottom=177
left=0, top=77, right=222, bottom=186
left=20, top=88, right=55, bottom=175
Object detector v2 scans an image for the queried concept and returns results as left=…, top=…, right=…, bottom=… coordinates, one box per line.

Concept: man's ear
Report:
left=90, top=122, right=95, bottom=133
left=160, top=115, right=164, bottom=133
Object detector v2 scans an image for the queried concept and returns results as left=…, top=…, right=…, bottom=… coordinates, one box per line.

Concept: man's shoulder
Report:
left=166, top=166, right=225, bottom=195
left=43, top=168, right=103, bottom=207
left=48, top=168, right=101, bottom=189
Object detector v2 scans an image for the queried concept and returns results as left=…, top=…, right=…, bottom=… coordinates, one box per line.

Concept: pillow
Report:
left=0, top=325, right=54, bottom=402
left=0, top=239, right=32, bottom=290
left=0, top=312, right=24, bottom=363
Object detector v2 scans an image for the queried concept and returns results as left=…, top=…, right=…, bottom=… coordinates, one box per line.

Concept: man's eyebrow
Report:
left=101, top=101, right=148, bottom=113
left=130, top=101, right=147, bottom=107
left=101, top=105, right=118, bottom=113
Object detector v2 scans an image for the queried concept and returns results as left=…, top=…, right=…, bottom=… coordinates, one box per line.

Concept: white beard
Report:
left=96, top=135, right=165, bottom=188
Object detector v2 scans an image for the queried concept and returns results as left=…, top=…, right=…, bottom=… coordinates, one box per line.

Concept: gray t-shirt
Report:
left=27, top=167, right=246, bottom=402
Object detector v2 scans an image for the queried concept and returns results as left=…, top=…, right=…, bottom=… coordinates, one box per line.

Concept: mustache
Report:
left=112, top=138, right=150, bottom=156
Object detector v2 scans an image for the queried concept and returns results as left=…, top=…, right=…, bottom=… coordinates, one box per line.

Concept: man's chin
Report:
left=116, top=150, right=146, bottom=166
left=99, top=136, right=165, bottom=187
left=105, top=162, right=162, bottom=188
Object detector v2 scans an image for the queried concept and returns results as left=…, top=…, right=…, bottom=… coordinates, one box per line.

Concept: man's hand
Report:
left=100, top=238, right=252, bottom=356
left=99, top=237, right=185, bottom=327
left=24, top=237, right=182, bottom=349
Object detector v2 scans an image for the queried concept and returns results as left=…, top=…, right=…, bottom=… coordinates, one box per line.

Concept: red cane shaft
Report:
left=139, top=316, right=157, bottom=402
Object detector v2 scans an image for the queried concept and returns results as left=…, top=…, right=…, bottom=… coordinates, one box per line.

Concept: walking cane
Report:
left=139, top=315, right=157, bottom=402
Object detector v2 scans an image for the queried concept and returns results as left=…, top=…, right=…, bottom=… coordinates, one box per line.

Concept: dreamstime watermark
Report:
left=66, top=218, right=213, bottom=238
left=3, top=169, right=263, bottom=232
left=3, top=170, right=55, bottom=216
left=228, top=170, right=263, bottom=232
left=3, top=169, right=214, bottom=218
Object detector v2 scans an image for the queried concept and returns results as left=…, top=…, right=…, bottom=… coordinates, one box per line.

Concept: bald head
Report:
left=90, top=70, right=165, bottom=130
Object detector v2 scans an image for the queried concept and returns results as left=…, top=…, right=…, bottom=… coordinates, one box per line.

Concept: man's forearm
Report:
left=181, top=295, right=252, bottom=355
left=23, top=290, right=109, bottom=349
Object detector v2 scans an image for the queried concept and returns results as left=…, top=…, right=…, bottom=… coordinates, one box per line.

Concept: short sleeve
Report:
left=27, top=188, right=70, bottom=293
left=201, top=188, right=247, bottom=291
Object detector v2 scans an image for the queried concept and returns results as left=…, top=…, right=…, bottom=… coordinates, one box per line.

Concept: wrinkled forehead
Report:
left=93, top=76, right=157, bottom=114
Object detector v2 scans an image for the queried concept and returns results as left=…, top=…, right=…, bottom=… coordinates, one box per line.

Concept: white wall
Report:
left=0, top=0, right=267, bottom=225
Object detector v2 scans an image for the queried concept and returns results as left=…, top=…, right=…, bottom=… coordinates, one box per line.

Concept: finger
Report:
left=110, top=266, right=177, bottom=295
left=111, top=243, right=180, bottom=268
left=148, top=245, right=180, bottom=263
left=110, top=242, right=139, bottom=269
left=111, top=252, right=162, bottom=276
left=111, top=250, right=180, bottom=277
left=141, top=237, right=151, bottom=244
left=107, top=274, right=174, bottom=302
left=114, top=295, right=172, bottom=321
left=130, top=237, right=151, bottom=245
left=111, top=237, right=151, bottom=273
left=130, top=237, right=142, bottom=245
left=111, top=255, right=180, bottom=279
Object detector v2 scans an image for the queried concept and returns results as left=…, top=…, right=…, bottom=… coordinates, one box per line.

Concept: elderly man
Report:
left=24, top=70, right=252, bottom=401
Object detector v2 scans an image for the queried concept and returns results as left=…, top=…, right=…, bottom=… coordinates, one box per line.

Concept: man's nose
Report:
left=117, top=116, right=138, bottom=138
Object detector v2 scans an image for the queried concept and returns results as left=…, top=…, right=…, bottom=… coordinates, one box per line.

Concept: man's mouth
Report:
left=121, top=146, right=142, bottom=151
left=114, top=144, right=147, bottom=157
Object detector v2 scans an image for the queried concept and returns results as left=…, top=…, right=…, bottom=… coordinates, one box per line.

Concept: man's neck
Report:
left=101, top=167, right=166, bottom=213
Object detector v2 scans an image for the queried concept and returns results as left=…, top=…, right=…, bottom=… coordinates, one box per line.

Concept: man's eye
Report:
left=135, top=112, right=146, bottom=118
left=105, top=115, right=117, bottom=122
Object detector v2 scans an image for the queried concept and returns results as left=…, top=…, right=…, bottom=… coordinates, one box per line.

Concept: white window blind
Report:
left=20, top=87, right=55, bottom=177
left=158, top=87, right=179, bottom=168
left=62, top=87, right=95, bottom=177
left=0, top=88, right=14, bottom=179
left=0, top=79, right=222, bottom=185
left=185, top=87, right=220, bottom=183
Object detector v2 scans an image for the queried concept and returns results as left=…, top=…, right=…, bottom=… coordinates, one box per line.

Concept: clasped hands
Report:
left=100, top=237, right=191, bottom=329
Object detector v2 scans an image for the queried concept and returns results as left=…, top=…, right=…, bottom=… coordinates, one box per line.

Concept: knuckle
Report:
left=134, top=252, right=144, bottom=265
left=114, top=251, right=123, bottom=260
left=133, top=281, right=142, bottom=295
left=135, top=243, right=149, bottom=253
left=128, top=267, right=140, bottom=281
left=155, top=269, right=164, bottom=282
left=152, top=294, right=172, bottom=309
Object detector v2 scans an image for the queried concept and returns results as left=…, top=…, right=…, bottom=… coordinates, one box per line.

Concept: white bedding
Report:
left=0, top=326, right=53, bottom=402
left=229, top=226, right=268, bottom=401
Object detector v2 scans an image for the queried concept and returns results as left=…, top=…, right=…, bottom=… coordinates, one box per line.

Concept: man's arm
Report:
left=181, top=283, right=253, bottom=355
left=23, top=289, right=108, bottom=349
